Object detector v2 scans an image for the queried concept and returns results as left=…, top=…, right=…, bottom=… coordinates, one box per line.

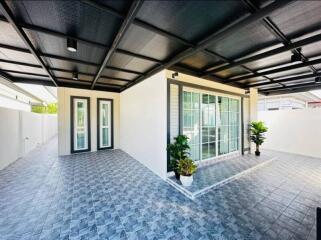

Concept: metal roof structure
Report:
left=1, top=0, right=321, bottom=95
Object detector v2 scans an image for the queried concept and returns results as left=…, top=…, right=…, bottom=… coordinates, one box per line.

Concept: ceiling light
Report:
left=67, top=38, right=77, bottom=52
left=72, top=72, right=78, bottom=80
left=172, top=72, right=178, bottom=78
left=290, top=48, right=302, bottom=63
left=315, top=77, right=321, bottom=83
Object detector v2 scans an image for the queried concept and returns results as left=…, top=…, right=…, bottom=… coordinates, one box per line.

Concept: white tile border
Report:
left=166, top=156, right=278, bottom=200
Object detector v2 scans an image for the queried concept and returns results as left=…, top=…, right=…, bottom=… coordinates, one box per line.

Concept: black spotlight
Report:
left=315, top=77, right=321, bottom=83
left=67, top=38, right=77, bottom=52
left=72, top=72, right=78, bottom=80
left=291, top=48, right=302, bottom=62
left=172, top=72, right=178, bottom=79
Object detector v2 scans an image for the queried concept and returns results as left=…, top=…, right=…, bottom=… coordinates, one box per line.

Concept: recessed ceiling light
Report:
left=67, top=38, right=77, bottom=52
left=72, top=72, right=78, bottom=80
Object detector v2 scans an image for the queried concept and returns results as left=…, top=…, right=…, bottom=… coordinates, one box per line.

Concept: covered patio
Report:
left=1, top=0, right=321, bottom=239
left=0, top=137, right=320, bottom=240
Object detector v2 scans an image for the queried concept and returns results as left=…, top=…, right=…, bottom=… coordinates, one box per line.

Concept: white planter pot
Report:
left=180, top=175, right=193, bottom=187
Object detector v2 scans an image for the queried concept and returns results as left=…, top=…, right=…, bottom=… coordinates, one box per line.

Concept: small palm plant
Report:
left=250, top=121, right=268, bottom=156
left=167, top=135, right=190, bottom=179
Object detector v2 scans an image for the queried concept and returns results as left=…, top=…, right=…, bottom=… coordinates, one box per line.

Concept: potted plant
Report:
left=167, top=135, right=190, bottom=179
left=250, top=121, right=268, bottom=156
left=177, top=158, right=197, bottom=187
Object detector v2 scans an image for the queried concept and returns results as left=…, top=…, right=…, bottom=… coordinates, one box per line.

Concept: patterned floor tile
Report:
left=0, top=137, right=320, bottom=239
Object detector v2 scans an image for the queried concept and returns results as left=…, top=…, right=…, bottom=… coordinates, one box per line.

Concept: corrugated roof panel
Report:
left=206, top=21, right=280, bottom=60
left=108, top=52, right=156, bottom=73
left=118, top=24, right=185, bottom=61
left=6, top=0, right=123, bottom=46
left=136, top=1, right=249, bottom=43
left=179, top=51, right=223, bottom=71
left=102, top=68, right=139, bottom=81
left=269, top=1, right=321, bottom=39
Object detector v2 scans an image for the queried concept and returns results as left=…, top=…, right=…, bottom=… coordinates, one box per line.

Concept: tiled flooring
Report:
left=168, top=152, right=276, bottom=198
left=0, top=137, right=320, bottom=240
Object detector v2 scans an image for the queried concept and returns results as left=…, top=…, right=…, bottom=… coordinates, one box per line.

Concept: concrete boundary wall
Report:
left=258, top=108, right=321, bottom=158
left=0, top=107, right=57, bottom=170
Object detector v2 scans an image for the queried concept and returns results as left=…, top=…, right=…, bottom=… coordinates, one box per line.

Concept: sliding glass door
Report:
left=97, top=99, right=113, bottom=150
left=71, top=96, right=90, bottom=153
left=182, top=89, right=240, bottom=162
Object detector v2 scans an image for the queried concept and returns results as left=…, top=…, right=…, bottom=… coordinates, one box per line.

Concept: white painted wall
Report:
left=0, top=107, right=57, bottom=170
left=120, top=71, right=167, bottom=179
left=57, top=87, right=120, bottom=155
left=258, top=108, right=321, bottom=158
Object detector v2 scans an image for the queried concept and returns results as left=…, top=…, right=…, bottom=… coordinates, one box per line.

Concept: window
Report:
left=71, top=97, right=90, bottom=153
left=182, top=89, right=240, bottom=162
left=97, top=99, right=113, bottom=150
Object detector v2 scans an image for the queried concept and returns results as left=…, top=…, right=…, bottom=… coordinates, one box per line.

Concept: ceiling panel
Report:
left=118, top=24, right=185, bottom=61
left=102, top=68, right=139, bottom=81
left=0, top=22, right=26, bottom=48
left=25, top=30, right=105, bottom=64
left=6, top=0, right=123, bottom=46
left=42, top=57, right=98, bottom=74
left=136, top=1, right=249, bottom=43
left=108, top=52, right=156, bottom=73
left=269, top=1, right=321, bottom=40
left=179, top=51, right=223, bottom=71
left=206, top=21, right=279, bottom=60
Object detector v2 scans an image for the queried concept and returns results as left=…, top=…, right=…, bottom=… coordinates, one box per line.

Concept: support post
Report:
left=249, top=88, right=258, bottom=154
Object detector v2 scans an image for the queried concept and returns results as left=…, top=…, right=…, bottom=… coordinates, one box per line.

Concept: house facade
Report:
left=58, top=70, right=258, bottom=179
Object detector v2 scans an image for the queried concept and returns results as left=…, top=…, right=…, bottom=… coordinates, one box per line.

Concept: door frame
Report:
left=70, top=96, right=91, bottom=154
left=97, top=98, right=114, bottom=150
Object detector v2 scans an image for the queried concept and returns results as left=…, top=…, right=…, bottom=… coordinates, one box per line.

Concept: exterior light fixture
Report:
left=315, top=77, right=321, bottom=83
left=72, top=72, right=78, bottom=80
left=172, top=72, right=178, bottom=79
left=67, top=38, right=77, bottom=52
left=291, top=48, right=302, bottom=63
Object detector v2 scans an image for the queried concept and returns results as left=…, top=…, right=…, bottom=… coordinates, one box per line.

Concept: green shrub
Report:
left=177, top=158, right=197, bottom=176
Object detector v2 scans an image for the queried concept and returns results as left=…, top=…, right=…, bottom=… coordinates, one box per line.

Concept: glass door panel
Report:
left=98, top=99, right=113, bottom=149
left=71, top=97, right=90, bottom=153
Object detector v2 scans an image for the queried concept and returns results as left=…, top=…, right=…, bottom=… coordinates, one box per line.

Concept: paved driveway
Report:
left=0, top=137, right=320, bottom=240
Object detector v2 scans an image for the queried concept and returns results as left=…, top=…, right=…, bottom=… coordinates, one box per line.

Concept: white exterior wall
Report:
left=120, top=71, right=167, bottom=179
left=57, top=87, right=120, bottom=155
left=258, top=108, right=321, bottom=158
left=0, top=107, right=57, bottom=170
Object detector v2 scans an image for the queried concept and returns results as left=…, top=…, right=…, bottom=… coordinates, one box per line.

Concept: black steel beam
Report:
left=247, top=72, right=321, bottom=88
left=203, top=49, right=283, bottom=87
left=57, top=77, right=122, bottom=88
left=260, top=81, right=321, bottom=93
left=80, top=0, right=194, bottom=47
left=40, top=52, right=143, bottom=75
left=91, top=0, right=143, bottom=89
left=11, top=77, right=121, bottom=92
left=122, top=0, right=293, bottom=91
left=203, top=32, right=321, bottom=76
left=48, top=68, right=132, bottom=82
left=317, top=208, right=321, bottom=240
left=0, top=58, right=42, bottom=69
left=0, top=1, right=58, bottom=87
left=0, top=69, right=48, bottom=77
left=242, top=0, right=317, bottom=74
left=169, top=64, right=246, bottom=89
left=0, top=15, right=162, bottom=64
left=226, top=57, right=321, bottom=83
